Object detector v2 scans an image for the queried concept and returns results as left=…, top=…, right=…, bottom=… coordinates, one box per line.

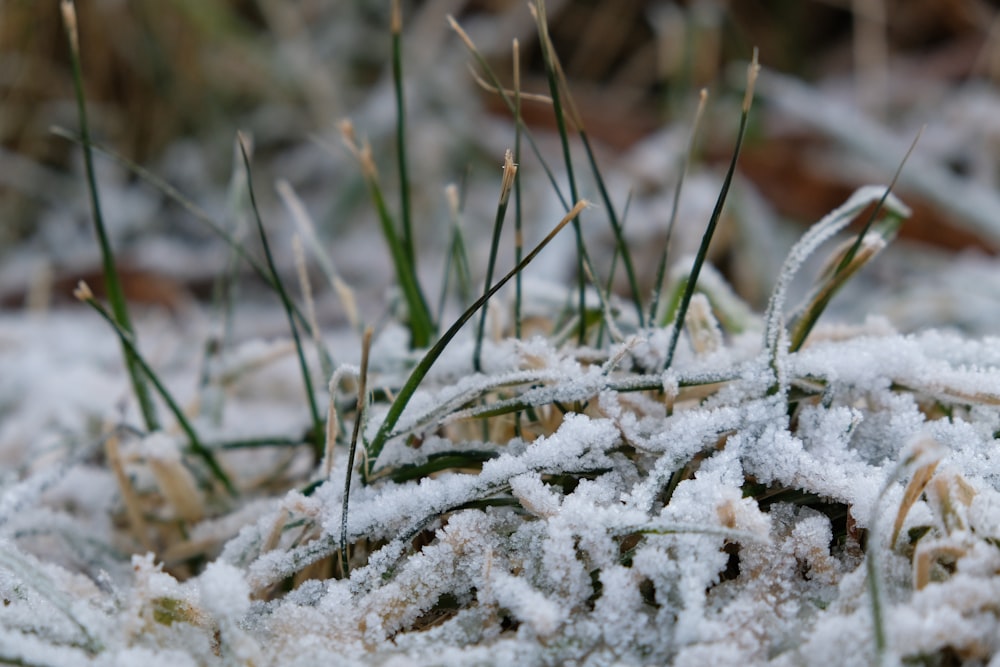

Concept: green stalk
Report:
left=788, top=216, right=903, bottom=351
left=391, top=0, right=415, bottom=267
left=835, top=128, right=921, bottom=278
left=75, top=284, right=236, bottom=496
left=238, top=136, right=324, bottom=457
left=650, top=89, right=708, bottom=325
left=533, top=0, right=587, bottom=344
left=664, top=51, right=759, bottom=369
left=60, top=1, right=159, bottom=431
left=597, top=189, right=634, bottom=348
left=341, top=122, right=435, bottom=348
left=474, top=151, right=518, bottom=372
left=574, top=118, right=644, bottom=326
left=364, top=200, right=588, bottom=478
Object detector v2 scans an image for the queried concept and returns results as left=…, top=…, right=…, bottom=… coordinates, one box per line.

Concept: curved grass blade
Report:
left=762, top=186, right=911, bottom=393
left=74, top=283, right=237, bottom=497
left=787, top=128, right=921, bottom=351
left=788, top=215, right=903, bottom=352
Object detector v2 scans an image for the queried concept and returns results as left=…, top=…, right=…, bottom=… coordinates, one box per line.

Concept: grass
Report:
left=15, top=1, right=1000, bottom=665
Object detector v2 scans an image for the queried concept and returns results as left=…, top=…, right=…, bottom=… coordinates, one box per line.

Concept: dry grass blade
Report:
left=341, top=326, right=373, bottom=577
left=890, top=456, right=939, bottom=549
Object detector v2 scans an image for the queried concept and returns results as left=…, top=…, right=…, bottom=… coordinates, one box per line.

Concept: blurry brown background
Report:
left=3, top=0, right=1000, bottom=308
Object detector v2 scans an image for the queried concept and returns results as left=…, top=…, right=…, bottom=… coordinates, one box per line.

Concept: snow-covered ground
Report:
left=6, top=2, right=1000, bottom=665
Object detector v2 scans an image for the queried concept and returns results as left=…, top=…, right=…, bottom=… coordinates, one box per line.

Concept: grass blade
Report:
left=474, top=150, right=518, bottom=371
left=447, top=15, right=569, bottom=211
left=340, top=121, right=435, bottom=348
left=787, top=128, right=922, bottom=351
left=60, top=1, right=159, bottom=432
left=74, top=283, right=237, bottom=497
left=438, top=184, right=474, bottom=321
left=663, top=50, right=759, bottom=370
left=341, top=326, right=373, bottom=578
left=532, top=0, right=588, bottom=344
left=650, top=88, right=709, bottom=325
left=364, top=200, right=589, bottom=477
left=513, top=38, right=525, bottom=341
left=787, top=215, right=903, bottom=351
left=237, top=134, right=324, bottom=458
left=391, top=0, right=415, bottom=267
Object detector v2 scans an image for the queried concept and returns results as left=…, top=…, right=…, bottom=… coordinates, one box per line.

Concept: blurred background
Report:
left=3, top=0, right=1000, bottom=332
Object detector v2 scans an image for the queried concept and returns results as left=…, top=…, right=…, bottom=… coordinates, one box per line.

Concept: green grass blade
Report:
left=237, top=135, right=324, bottom=458
left=533, top=0, right=588, bottom=344
left=578, top=125, right=644, bottom=327
left=664, top=52, right=759, bottom=370
left=74, top=283, right=236, bottom=497
left=474, top=151, right=518, bottom=371
left=786, top=129, right=922, bottom=351
left=60, top=1, right=159, bottom=432
left=788, top=215, right=903, bottom=351
left=391, top=0, right=415, bottom=267
left=597, top=188, right=634, bottom=348
left=364, top=200, right=588, bottom=477
left=382, top=450, right=498, bottom=483
left=340, top=122, right=435, bottom=348
left=650, top=89, right=709, bottom=325
left=438, top=184, right=474, bottom=322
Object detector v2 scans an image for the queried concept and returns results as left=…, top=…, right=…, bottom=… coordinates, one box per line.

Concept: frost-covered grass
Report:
left=4, top=2, right=1000, bottom=666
